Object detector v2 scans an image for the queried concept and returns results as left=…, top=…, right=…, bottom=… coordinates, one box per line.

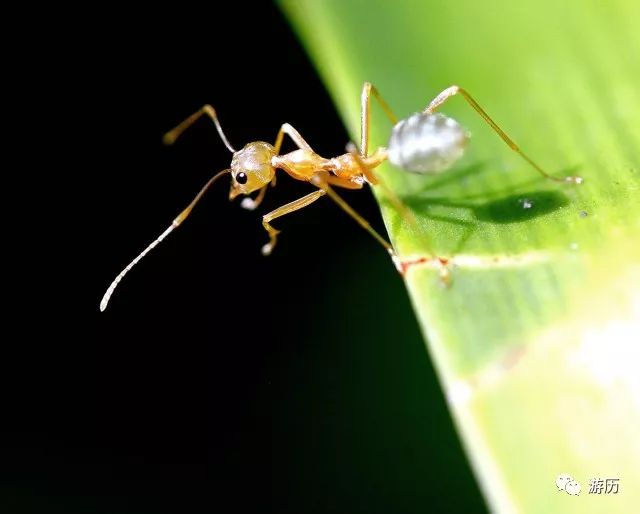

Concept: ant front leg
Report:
left=273, top=123, right=313, bottom=154
left=424, top=86, right=582, bottom=184
left=240, top=185, right=267, bottom=211
left=261, top=190, right=326, bottom=255
left=162, top=105, right=236, bottom=153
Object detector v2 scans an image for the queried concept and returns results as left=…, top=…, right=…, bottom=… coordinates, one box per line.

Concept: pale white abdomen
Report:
left=387, top=113, right=468, bottom=173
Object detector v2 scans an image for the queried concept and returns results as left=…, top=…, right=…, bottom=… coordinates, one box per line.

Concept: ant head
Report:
left=229, top=142, right=276, bottom=200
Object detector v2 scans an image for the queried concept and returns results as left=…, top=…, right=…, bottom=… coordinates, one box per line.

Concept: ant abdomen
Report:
left=387, top=112, right=468, bottom=174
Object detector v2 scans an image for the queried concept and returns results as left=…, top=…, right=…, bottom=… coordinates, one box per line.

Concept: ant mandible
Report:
left=100, top=82, right=582, bottom=311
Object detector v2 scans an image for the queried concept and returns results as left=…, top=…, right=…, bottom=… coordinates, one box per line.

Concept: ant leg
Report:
left=360, top=82, right=399, bottom=157
left=261, top=163, right=362, bottom=255
left=424, top=86, right=582, bottom=184
left=359, top=85, right=419, bottom=224
left=346, top=142, right=417, bottom=226
left=163, top=105, right=236, bottom=153
left=315, top=166, right=451, bottom=281
left=359, top=85, right=422, bottom=225
left=261, top=190, right=326, bottom=255
left=273, top=123, right=313, bottom=154
left=310, top=171, right=398, bottom=261
left=358, top=83, right=451, bottom=280
left=240, top=185, right=267, bottom=211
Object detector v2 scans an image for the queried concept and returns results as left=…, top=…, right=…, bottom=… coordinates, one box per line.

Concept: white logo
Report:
left=556, top=474, right=580, bottom=496
left=556, top=474, right=572, bottom=492
left=566, top=479, right=581, bottom=496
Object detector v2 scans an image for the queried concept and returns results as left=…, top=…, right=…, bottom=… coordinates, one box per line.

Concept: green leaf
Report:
left=280, top=0, right=640, bottom=511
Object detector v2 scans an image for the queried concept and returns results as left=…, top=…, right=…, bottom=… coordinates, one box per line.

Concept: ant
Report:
left=100, top=82, right=582, bottom=311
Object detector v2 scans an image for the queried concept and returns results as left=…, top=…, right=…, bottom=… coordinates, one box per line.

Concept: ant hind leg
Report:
left=424, top=86, right=582, bottom=184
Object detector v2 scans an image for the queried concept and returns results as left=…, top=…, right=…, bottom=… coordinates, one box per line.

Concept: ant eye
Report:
left=236, top=172, right=247, bottom=185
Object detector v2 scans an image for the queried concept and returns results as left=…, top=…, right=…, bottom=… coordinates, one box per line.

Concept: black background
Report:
left=4, top=3, right=485, bottom=513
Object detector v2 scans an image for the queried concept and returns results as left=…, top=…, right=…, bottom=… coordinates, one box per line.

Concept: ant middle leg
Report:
left=309, top=171, right=397, bottom=260
left=309, top=171, right=447, bottom=278
left=424, top=86, right=582, bottom=184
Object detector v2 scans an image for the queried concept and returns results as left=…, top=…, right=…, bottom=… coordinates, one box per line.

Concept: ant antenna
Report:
left=100, top=169, right=231, bottom=312
left=162, top=105, right=236, bottom=153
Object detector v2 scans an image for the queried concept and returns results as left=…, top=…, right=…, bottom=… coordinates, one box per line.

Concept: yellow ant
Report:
left=100, top=82, right=582, bottom=311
